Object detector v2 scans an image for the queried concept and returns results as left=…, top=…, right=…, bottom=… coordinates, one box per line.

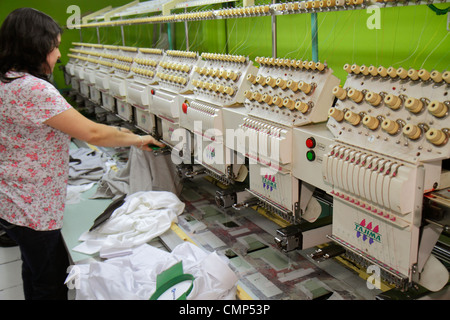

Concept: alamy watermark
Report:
left=66, top=4, right=381, bottom=30
left=366, top=4, right=382, bottom=30
left=66, top=5, right=81, bottom=29
left=366, top=264, right=382, bottom=290
left=169, top=120, right=282, bottom=175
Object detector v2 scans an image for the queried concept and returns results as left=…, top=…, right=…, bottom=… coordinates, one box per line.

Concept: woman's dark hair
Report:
left=0, top=8, right=62, bottom=83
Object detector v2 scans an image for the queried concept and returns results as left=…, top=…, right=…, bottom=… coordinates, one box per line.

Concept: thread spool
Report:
left=328, top=108, right=344, bottom=121
left=387, top=67, right=397, bottom=78
left=348, top=88, right=364, bottom=103
left=360, top=65, right=369, bottom=75
left=295, top=101, right=309, bottom=113
left=224, top=86, right=234, bottom=96
left=265, top=76, right=277, bottom=88
left=363, top=115, right=380, bottom=130
left=344, top=111, right=361, bottom=125
left=332, top=86, right=346, bottom=100
left=427, top=101, right=448, bottom=118
left=396, top=68, right=408, bottom=79
left=298, top=81, right=311, bottom=94
left=302, top=61, right=310, bottom=69
left=256, top=75, right=266, bottom=85
left=405, top=97, right=423, bottom=113
left=305, top=1, right=313, bottom=9
left=407, top=69, right=419, bottom=81
left=312, top=1, right=321, bottom=8
left=272, top=96, right=283, bottom=107
left=381, top=119, right=400, bottom=135
left=227, top=70, right=238, bottom=81
left=212, top=69, right=220, bottom=77
left=403, top=124, right=421, bottom=140
left=426, top=128, right=447, bottom=146
left=443, top=71, right=450, bottom=84
left=327, top=0, right=336, bottom=6
left=287, top=80, right=298, bottom=92
left=282, top=59, right=291, bottom=67
left=252, top=91, right=262, bottom=102
left=351, top=64, right=361, bottom=74
left=384, top=94, right=402, bottom=110
left=418, top=69, right=430, bottom=81
left=368, top=66, right=378, bottom=76
left=431, top=71, right=443, bottom=83
left=308, top=61, right=317, bottom=70
left=221, top=69, right=230, bottom=79
left=262, top=93, right=273, bottom=105
left=343, top=64, right=352, bottom=73
left=276, top=78, right=287, bottom=89
left=315, top=62, right=325, bottom=71
left=244, top=90, right=252, bottom=99
left=283, top=98, right=295, bottom=110
left=377, top=66, right=388, bottom=77
left=247, top=74, right=256, bottom=84
left=365, top=91, right=382, bottom=106
left=209, top=83, right=217, bottom=91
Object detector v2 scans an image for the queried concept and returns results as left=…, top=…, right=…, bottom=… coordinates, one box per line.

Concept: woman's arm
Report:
left=44, top=107, right=165, bottom=151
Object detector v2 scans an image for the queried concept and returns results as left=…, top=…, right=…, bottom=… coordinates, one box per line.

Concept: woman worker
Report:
left=0, top=7, right=165, bottom=300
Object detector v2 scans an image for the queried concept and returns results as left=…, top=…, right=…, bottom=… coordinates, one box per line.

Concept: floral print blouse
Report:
left=0, top=72, right=72, bottom=231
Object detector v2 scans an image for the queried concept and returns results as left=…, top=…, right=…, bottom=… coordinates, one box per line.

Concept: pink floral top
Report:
left=0, top=72, right=72, bottom=231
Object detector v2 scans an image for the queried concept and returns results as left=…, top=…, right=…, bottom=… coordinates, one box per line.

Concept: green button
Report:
left=306, top=150, right=315, bottom=161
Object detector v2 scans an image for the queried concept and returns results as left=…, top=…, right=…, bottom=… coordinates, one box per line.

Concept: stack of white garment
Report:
left=73, top=191, right=185, bottom=258
left=70, top=242, right=239, bottom=300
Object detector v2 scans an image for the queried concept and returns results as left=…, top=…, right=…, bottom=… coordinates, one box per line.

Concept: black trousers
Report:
left=0, top=218, right=69, bottom=300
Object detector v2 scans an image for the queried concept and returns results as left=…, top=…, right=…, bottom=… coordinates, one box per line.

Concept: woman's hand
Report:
left=137, top=135, right=166, bottom=151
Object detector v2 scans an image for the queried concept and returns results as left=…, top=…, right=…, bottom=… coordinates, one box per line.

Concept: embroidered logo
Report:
left=262, top=174, right=277, bottom=191
left=355, top=219, right=381, bottom=244
left=205, top=145, right=215, bottom=160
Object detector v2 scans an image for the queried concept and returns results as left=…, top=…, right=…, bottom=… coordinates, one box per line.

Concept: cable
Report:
left=427, top=4, right=450, bottom=15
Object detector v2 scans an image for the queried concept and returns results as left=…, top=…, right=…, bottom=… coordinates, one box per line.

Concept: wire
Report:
left=421, top=32, right=449, bottom=69
left=427, top=4, right=450, bottom=15
left=393, top=7, right=429, bottom=66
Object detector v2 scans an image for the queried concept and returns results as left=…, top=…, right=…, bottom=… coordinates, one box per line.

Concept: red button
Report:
left=151, top=89, right=155, bottom=95
left=306, top=137, right=315, bottom=148
left=182, top=103, right=188, bottom=114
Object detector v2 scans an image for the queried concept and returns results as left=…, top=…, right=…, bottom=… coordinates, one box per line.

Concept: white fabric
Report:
left=72, top=242, right=238, bottom=300
left=66, top=183, right=95, bottom=204
left=73, top=191, right=185, bottom=257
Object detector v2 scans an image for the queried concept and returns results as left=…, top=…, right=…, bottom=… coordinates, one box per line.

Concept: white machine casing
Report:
left=325, top=64, right=449, bottom=290
left=126, top=48, right=164, bottom=108
left=243, top=58, right=339, bottom=221
left=244, top=57, right=340, bottom=128
left=150, top=50, right=202, bottom=122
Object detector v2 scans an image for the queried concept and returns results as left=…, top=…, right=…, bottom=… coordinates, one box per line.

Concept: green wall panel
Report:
left=1, top=1, right=448, bottom=89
